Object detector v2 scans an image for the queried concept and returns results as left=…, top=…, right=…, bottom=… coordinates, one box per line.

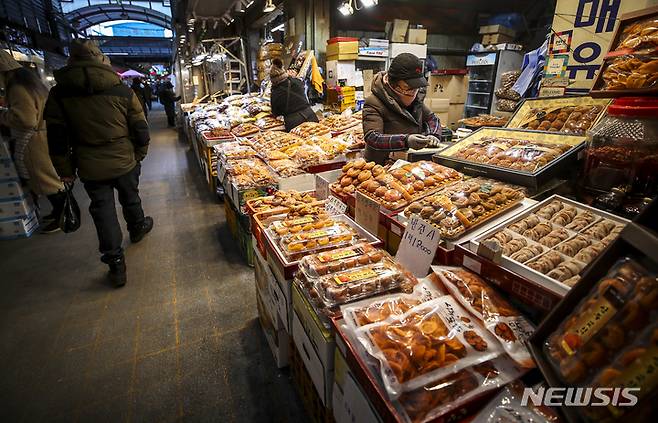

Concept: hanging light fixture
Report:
left=338, top=1, right=354, bottom=16
left=263, top=0, right=276, bottom=13
left=360, top=0, right=378, bottom=7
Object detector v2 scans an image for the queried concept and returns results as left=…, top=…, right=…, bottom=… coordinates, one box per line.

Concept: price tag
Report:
left=462, top=255, right=482, bottom=274
left=355, top=191, right=380, bottom=236
left=325, top=195, right=347, bottom=216
left=315, top=174, right=329, bottom=200
left=395, top=214, right=440, bottom=277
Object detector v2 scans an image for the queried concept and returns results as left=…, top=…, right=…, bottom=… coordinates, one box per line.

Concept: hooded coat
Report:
left=44, top=60, right=150, bottom=181
left=362, top=72, right=435, bottom=164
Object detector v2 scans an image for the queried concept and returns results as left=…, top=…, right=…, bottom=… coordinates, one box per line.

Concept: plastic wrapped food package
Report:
left=289, top=121, right=331, bottom=138
left=267, top=159, right=306, bottom=177
left=286, top=143, right=332, bottom=167
left=246, top=190, right=315, bottom=214
left=213, top=141, right=256, bottom=160
left=298, top=242, right=381, bottom=277
left=231, top=122, right=261, bottom=137
left=397, top=357, right=526, bottom=423
left=278, top=222, right=359, bottom=261
left=471, top=381, right=561, bottom=423
left=615, top=17, right=658, bottom=51
left=449, top=136, right=573, bottom=172
left=314, top=136, right=349, bottom=158
left=226, top=158, right=277, bottom=188
left=319, top=114, right=361, bottom=132
left=405, top=178, right=525, bottom=240
left=254, top=115, right=285, bottom=130
left=357, top=296, right=503, bottom=397
left=517, top=104, right=605, bottom=135
left=432, top=266, right=536, bottom=368
left=496, top=98, right=519, bottom=112
left=602, top=55, right=658, bottom=91
left=311, top=257, right=413, bottom=307
left=544, top=257, right=658, bottom=384
left=266, top=215, right=335, bottom=239
left=584, top=323, right=658, bottom=422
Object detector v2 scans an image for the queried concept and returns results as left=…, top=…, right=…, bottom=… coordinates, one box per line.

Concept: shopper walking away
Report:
left=131, top=78, right=148, bottom=118
left=44, top=40, right=153, bottom=287
left=362, top=53, right=441, bottom=165
left=143, top=81, right=153, bottom=110
left=269, top=58, right=319, bottom=131
left=0, top=50, right=66, bottom=233
left=159, top=81, right=180, bottom=127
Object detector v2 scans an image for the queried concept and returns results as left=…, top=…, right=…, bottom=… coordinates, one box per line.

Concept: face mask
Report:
left=396, top=90, right=418, bottom=107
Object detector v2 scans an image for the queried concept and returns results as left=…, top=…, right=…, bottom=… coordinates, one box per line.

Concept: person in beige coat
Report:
left=0, top=50, right=65, bottom=233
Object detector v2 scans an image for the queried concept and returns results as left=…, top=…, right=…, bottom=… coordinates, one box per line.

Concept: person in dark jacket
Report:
left=143, top=81, right=153, bottom=110
left=159, top=81, right=180, bottom=127
left=362, top=53, right=441, bottom=165
left=44, top=40, right=153, bottom=287
left=269, top=58, right=318, bottom=131
left=131, top=78, right=148, bottom=118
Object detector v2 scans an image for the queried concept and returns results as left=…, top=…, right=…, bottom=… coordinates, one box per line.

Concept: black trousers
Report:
left=82, top=163, right=145, bottom=259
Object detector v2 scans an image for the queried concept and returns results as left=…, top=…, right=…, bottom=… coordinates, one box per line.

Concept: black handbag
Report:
left=59, top=182, right=81, bottom=233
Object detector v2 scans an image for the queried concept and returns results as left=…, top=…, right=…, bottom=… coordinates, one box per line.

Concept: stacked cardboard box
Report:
left=0, top=141, right=38, bottom=240
left=479, top=24, right=516, bottom=45
left=327, top=38, right=358, bottom=61
left=256, top=42, right=283, bottom=84
left=358, top=38, right=389, bottom=57
left=424, top=71, right=468, bottom=130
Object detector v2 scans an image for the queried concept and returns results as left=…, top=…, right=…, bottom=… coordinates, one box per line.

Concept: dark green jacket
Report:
left=45, top=61, right=150, bottom=181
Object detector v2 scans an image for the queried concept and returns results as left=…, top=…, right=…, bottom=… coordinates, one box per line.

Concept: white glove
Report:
left=407, top=134, right=429, bottom=150
left=426, top=135, right=441, bottom=147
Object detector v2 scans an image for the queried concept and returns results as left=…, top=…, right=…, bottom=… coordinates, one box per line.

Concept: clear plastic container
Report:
left=583, top=97, right=658, bottom=197
left=278, top=223, right=357, bottom=261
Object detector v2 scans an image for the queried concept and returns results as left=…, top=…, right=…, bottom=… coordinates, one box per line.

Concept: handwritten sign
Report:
left=395, top=215, right=440, bottom=277
left=326, top=195, right=348, bottom=216
left=315, top=174, right=329, bottom=200
left=355, top=191, right=380, bottom=236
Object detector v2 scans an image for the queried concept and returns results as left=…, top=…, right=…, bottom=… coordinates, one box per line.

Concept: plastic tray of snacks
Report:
left=306, top=256, right=414, bottom=309
left=265, top=213, right=381, bottom=280
left=433, top=127, right=587, bottom=189
left=470, top=195, right=629, bottom=297
left=245, top=190, right=317, bottom=215
left=401, top=178, right=526, bottom=241
left=505, top=95, right=611, bottom=134
left=355, top=160, right=463, bottom=211
left=529, top=223, right=658, bottom=423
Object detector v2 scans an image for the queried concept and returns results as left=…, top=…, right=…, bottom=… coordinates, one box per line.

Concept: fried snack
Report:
left=278, top=222, right=358, bottom=261
left=213, top=141, right=257, bottom=160
left=267, top=215, right=335, bottom=239
left=555, top=235, right=591, bottom=257
left=602, top=55, right=658, bottom=91
left=206, top=127, right=232, bottom=138
left=361, top=297, right=501, bottom=396
left=448, top=136, right=572, bottom=172
left=319, top=114, right=361, bottom=132
left=346, top=295, right=422, bottom=327
left=226, top=158, right=277, bottom=188
left=231, top=122, right=261, bottom=137
left=564, top=211, right=597, bottom=231
left=509, top=245, right=545, bottom=263
left=247, top=190, right=315, bottom=213
left=331, top=159, right=378, bottom=197
left=254, top=115, right=284, bottom=130
left=582, top=220, right=622, bottom=240
left=405, top=178, right=524, bottom=240
left=508, top=214, right=541, bottom=233
left=267, top=159, right=306, bottom=177
left=616, top=17, right=658, bottom=51
left=546, top=259, right=585, bottom=282
left=459, top=114, right=509, bottom=128
left=434, top=267, right=536, bottom=368
left=545, top=258, right=658, bottom=384
left=289, top=121, right=331, bottom=138
left=536, top=200, right=564, bottom=219
left=538, top=228, right=570, bottom=248
left=515, top=104, right=604, bottom=135
left=527, top=251, right=565, bottom=274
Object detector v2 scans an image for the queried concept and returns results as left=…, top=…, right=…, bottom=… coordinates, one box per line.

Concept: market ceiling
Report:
left=334, top=0, right=535, bottom=35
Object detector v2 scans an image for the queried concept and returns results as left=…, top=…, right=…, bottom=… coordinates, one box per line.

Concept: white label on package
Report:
left=395, top=214, right=440, bottom=278
left=462, top=255, right=482, bottom=274
left=355, top=191, right=380, bottom=236
left=315, top=174, right=329, bottom=200
left=326, top=195, right=348, bottom=216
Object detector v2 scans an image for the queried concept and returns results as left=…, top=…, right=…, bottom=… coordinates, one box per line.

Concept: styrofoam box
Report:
left=388, top=42, right=427, bottom=59
left=0, top=196, right=35, bottom=221
left=0, top=159, right=19, bottom=181
left=326, top=60, right=357, bottom=87
left=0, top=210, right=39, bottom=240
left=0, top=180, right=27, bottom=200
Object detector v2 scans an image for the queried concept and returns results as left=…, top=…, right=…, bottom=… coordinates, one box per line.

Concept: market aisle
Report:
left=0, top=104, right=307, bottom=422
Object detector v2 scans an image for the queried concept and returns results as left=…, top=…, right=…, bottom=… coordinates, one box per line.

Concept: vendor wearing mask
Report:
left=270, top=58, right=319, bottom=131
left=363, top=53, right=441, bottom=164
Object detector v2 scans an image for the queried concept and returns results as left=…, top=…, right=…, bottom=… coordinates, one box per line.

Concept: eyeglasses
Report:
left=390, top=83, right=419, bottom=97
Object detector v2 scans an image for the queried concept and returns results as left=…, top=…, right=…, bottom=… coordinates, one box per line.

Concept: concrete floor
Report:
left=0, top=104, right=308, bottom=422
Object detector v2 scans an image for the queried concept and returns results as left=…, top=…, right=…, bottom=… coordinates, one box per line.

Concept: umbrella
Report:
left=120, top=69, right=145, bottom=78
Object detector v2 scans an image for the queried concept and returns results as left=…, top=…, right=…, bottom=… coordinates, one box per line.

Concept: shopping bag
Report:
left=59, top=183, right=81, bottom=233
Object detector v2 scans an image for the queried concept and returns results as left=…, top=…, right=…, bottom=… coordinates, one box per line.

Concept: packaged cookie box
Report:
left=265, top=213, right=381, bottom=280
left=433, top=127, right=586, bottom=190
left=505, top=96, right=611, bottom=134
left=590, top=6, right=658, bottom=97
left=471, top=195, right=629, bottom=297
left=529, top=222, right=658, bottom=423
